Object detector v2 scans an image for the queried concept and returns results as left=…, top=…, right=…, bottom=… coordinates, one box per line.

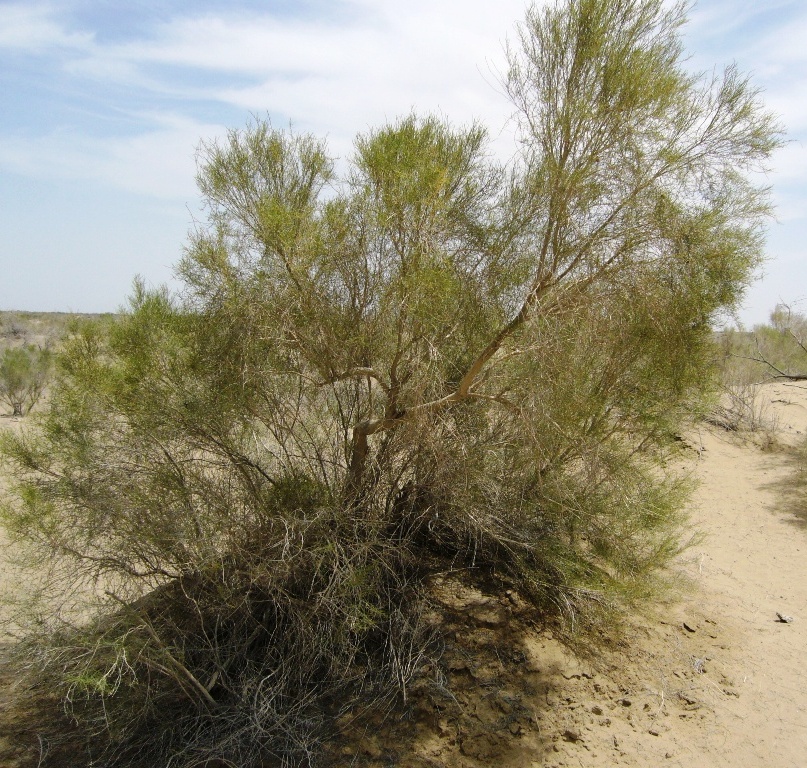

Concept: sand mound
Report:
left=2, top=382, right=806, bottom=766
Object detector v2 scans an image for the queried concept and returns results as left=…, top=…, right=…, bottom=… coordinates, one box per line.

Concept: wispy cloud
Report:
left=1, top=0, right=804, bottom=319
left=0, top=0, right=526, bottom=196
left=0, top=113, right=224, bottom=199
left=0, top=3, right=92, bottom=52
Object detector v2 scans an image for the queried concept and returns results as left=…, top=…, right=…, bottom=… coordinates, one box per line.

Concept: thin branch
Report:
left=731, top=352, right=807, bottom=381
left=106, top=591, right=219, bottom=710
left=319, top=367, right=390, bottom=394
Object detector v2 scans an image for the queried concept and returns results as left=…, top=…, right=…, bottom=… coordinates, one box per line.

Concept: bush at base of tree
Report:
left=0, top=0, right=782, bottom=765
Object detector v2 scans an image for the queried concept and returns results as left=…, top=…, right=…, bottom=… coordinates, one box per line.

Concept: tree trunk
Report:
left=344, top=427, right=369, bottom=503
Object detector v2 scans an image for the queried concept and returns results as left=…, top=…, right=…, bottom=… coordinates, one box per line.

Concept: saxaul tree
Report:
left=0, top=0, right=781, bottom=766
left=735, top=304, right=807, bottom=381
left=0, top=345, right=52, bottom=416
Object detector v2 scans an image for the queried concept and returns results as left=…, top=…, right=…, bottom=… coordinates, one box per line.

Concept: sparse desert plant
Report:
left=750, top=304, right=807, bottom=380
left=0, top=344, right=53, bottom=416
left=0, top=311, right=101, bottom=356
left=711, top=329, right=770, bottom=431
left=0, top=0, right=782, bottom=765
left=0, top=314, right=28, bottom=342
left=712, top=305, right=807, bottom=432
left=719, top=305, right=807, bottom=382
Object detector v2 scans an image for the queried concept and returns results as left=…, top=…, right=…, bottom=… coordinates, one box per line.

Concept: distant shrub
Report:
left=0, top=345, right=53, bottom=416
left=714, top=305, right=807, bottom=432
left=0, top=316, right=27, bottom=341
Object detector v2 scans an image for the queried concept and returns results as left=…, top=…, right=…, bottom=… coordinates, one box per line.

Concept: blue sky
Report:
left=1, top=0, right=805, bottom=326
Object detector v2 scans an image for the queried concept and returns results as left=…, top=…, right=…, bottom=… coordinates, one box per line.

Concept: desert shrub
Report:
left=719, top=305, right=807, bottom=383
left=713, top=305, right=807, bottom=431
left=0, top=313, right=28, bottom=342
left=0, top=0, right=781, bottom=765
left=750, top=305, right=807, bottom=379
left=0, top=344, right=53, bottom=416
left=712, top=328, right=769, bottom=431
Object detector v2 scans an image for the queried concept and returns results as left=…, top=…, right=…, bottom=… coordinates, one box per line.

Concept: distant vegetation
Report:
left=0, top=310, right=105, bottom=348
left=0, top=311, right=114, bottom=417
left=722, top=304, right=807, bottom=380
left=0, top=0, right=782, bottom=766
left=714, top=305, right=807, bottom=432
left=0, top=345, right=53, bottom=416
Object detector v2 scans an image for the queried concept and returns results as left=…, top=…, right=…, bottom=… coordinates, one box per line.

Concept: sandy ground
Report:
left=663, top=382, right=807, bottom=767
left=1, top=383, right=806, bottom=766
left=405, top=382, right=807, bottom=767
left=496, top=381, right=807, bottom=767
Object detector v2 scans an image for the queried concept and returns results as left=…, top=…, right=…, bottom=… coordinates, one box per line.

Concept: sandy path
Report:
left=394, top=382, right=807, bottom=768
left=429, top=382, right=807, bottom=768
left=661, top=384, right=807, bottom=766
left=543, top=382, right=807, bottom=767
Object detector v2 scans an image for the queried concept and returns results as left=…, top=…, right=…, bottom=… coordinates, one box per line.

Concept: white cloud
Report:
left=748, top=22, right=807, bottom=139
left=772, top=141, right=807, bottom=183
left=107, top=17, right=375, bottom=75
left=0, top=114, right=225, bottom=200
left=13, top=0, right=525, bottom=106
left=88, top=0, right=526, bottom=79
left=1, top=0, right=804, bottom=315
left=1, top=0, right=528, bottom=197
left=3, top=0, right=801, bottom=197
left=752, top=13, right=807, bottom=69
left=62, top=0, right=526, bottom=142
left=0, top=3, right=92, bottom=51
left=688, top=0, right=793, bottom=38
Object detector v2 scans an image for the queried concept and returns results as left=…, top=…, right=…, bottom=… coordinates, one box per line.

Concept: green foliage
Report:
left=720, top=305, right=807, bottom=380
left=0, top=344, right=53, bottom=416
left=750, top=305, right=807, bottom=378
left=0, top=310, right=112, bottom=349
left=715, top=305, right=807, bottom=431
left=0, top=1, right=782, bottom=766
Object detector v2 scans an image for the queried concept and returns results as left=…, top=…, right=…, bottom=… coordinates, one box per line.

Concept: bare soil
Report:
left=349, top=382, right=807, bottom=767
